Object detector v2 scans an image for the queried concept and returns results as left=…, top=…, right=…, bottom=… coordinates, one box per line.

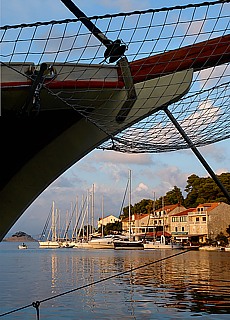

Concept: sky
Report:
left=1, top=0, right=230, bottom=238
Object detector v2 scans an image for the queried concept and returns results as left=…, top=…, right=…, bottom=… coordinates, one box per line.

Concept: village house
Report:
left=120, top=204, right=186, bottom=240
left=97, top=214, right=120, bottom=229
left=170, top=202, right=230, bottom=244
left=121, top=213, right=149, bottom=239
left=203, top=202, right=230, bottom=240
left=149, top=203, right=187, bottom=234
left=171, top=208, right=195, bottom=242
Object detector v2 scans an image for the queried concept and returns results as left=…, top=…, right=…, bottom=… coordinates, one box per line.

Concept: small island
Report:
left=4, top=231, right=37, bottom=242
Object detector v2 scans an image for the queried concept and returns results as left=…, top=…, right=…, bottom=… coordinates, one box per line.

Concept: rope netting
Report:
left=1, top=0, right=230, bottom=153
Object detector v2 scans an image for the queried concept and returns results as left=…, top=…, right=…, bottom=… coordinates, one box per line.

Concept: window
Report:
left=202, top=216, right=206, bottom=222
left=196, top=217, right=199, bottom=222
left=182, top=227, right=184, bottom=232
left=175, top=227, right=178, bottom=232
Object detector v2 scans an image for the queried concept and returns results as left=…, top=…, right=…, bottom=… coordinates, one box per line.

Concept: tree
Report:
left=184, top=173, right=230, bottom=207
left=215, top=232, right=228, bottom=246
left=121, top=204, right=134, bottom=219
left=184, top=174, right=200, bottom=207
left=164, top=186, right=184, bottom=205
left=226, top=225, right=230, bottom=237
left=99, top=221, right=122, bottom=235
left=119, top=172, right=230, bottom=219
left=133, top=199, right=152, bottom=214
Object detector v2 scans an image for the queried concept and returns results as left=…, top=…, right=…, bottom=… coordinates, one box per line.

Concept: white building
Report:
left=97, top=215, right=121, bottom=229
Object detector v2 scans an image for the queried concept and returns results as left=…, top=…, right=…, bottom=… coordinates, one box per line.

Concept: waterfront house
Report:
left=121, top=204, right=186, bottom=240
left=121, top=213, right=149, bottom=239
left=205, top=202, right=230, bottom=240
left=171, top=202, right=230, bottom=244
left=171, top=208, right=195, bottom=242
left=149, top=203, right=187, bottom=235
left=97, top=214, right=121, bottom=229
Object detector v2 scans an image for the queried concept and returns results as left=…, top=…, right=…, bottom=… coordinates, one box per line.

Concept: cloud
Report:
left=136, top=182, right=148, bottom=192
left=155, top=165, right=189, bottom=193
left=96, top=0, right=151, bottom=11
left=201, top=143, right=229, bottom=163
left=198, top=64, right=230, bottom=90
left=91, top=150, right=153, bottom=165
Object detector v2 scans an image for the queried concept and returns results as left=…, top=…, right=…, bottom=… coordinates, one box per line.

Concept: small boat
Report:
left=199, top=245, right=224, bottom=251
left=225, top=246, right=230, bottom=252
left=75, top=241, right=92, bottom=249
left=144, top=235, right=175, bottom=250
left=58, top=242, right=75, bottom=248
left=18, top=243, right=28, bottom=249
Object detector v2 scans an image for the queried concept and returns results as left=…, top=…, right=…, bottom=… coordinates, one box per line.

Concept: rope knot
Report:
left=32, top=301, right=40, bottom=320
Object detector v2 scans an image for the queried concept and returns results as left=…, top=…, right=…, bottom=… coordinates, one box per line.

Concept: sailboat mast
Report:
left=129, top=169, right=131, bottom=241
left=51, top=201, right=56, bottom=242
left=101, top=195, right=104, bottom=238
left=91, top=184, right=95, bottom=235
left=162, top=196, right=164, bottom=237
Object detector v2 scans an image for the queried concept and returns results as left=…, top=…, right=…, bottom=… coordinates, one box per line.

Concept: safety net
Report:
left=1, top=0, right=230, bottom=153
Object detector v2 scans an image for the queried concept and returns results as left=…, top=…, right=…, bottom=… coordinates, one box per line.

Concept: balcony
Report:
left=171, top=231, right=188, bottom=235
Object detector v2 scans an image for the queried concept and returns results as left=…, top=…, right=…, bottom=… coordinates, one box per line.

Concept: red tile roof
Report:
left=171, top=208, right=195, bottom=216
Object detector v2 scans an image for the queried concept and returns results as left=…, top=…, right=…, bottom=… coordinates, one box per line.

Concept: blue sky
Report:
left=2, top=0, right=230, bottom=237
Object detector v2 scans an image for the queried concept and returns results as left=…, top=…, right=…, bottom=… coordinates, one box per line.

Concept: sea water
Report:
left=0, top=242, right=230, bottom=319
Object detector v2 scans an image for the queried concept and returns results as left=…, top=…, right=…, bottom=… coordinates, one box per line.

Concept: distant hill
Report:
left=4, top=231, right=37, bottom=242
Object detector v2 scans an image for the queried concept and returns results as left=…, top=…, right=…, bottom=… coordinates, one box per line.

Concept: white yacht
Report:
left=89, top=235, right=128, bottom=249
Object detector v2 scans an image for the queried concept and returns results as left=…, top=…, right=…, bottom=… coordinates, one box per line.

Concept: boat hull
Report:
left=39, top=241, right=60, bottom=248
left=89, top=242, right=114, bottom=249
left=113, top=241, right=144, bottom=250
left=18, top=244, right=28, bottom=249
left=199, top=246, right=224, bottom=251
left=144, top=242, right=172, bottom=250
left=75, top=242, right=92, bottom=249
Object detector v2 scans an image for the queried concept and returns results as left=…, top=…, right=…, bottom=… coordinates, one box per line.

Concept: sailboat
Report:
left=74, top=191, right=93, bottom=249
left=88, top=195, right=112, bottom=249
left=39, top=201, right=60, bottom=248
left=113, top=170, right=144, bottom=250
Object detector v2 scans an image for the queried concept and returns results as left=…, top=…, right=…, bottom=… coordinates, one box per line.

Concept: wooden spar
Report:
left=128, top=34, right=230, bottom=84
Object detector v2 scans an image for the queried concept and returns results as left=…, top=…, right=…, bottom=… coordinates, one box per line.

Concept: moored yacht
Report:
left=89, top=235, right=129, bottom=249
left=113, top=238, right=144, bottom=250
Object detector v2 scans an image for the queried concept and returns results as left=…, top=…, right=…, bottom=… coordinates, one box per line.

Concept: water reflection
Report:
left=2, top=243, right=227, bottom=319
left=43, top=249, right=230, bottom=317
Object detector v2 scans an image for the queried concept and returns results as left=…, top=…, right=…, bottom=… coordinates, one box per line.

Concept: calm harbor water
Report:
left=0, top=242, right=230, bottom=319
